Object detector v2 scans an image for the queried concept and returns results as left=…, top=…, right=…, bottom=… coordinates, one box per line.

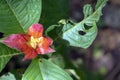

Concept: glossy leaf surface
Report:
left=0, top=0, right=41, bottom=35
left=22, top=58, right=73, bottom=80
left=0, top=43, right=20, bottom=72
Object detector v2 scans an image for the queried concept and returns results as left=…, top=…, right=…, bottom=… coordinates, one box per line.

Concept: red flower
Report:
left=3, top=24, right=55, bottom=60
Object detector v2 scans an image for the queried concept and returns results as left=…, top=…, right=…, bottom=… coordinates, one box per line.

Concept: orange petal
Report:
left=3, top=34, right=37, bottom=60
left=36, top=37, right=55, bottom=54
left=28, top=23, right=43, bottom=38
left=22, top=45, right=37, bottom=60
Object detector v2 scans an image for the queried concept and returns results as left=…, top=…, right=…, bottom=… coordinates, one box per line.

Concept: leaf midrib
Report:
left=0, top=53, right=22, bottom=58
left=5, top=0, right=25, bottom=33
left=38, top=59, right=44, bottom=80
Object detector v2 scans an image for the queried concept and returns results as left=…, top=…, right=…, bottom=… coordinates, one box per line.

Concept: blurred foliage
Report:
left=40, top=0, right=69, bottom=28
left=0, top=72, right=16, bottom=80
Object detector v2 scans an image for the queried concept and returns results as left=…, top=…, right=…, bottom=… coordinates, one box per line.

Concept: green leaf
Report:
left=45, top=25, right=59, bottom=36
left=83, top=4, right=93, bottom=19
left=62, top=0, right=108, bottom=48
left=40, top=0, right=69, bottom=27
left=0, top=43, right=20, bottom=72
left=22, top=58, right=73, bottom=80
left=0, top=72, right=16, bottom=80
left=0, top=0, right=42, bottom=35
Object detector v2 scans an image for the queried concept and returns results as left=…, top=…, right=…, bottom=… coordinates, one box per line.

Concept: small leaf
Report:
left=0, top=72, right=16, bottom=80
left=45, top=25, right=59, bottom=36
left=83, top=4, right=93, bottom=19
left=0, top=0, right=42, bottom=35
left=22, top=58, right=73, bottom=80
left=62, top=0, right=108, bottom=48
left=0, top=43, right=20, bottom=72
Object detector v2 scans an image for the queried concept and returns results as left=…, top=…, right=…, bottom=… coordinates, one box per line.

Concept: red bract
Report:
left=3, top=24, right=55, bottom=60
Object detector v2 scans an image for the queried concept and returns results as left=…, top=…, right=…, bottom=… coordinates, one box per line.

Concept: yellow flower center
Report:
left=28, top=36, right=42, bottom=49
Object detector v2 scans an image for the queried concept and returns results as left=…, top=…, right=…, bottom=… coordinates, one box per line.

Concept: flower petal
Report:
left=22, top=45, right=37, bottom=60
left=3, top=34, right=27, bottom=49
left=36, top=37, right=55, bottom=54
left=21, top=34, right=30, bottom=41
left=28, top=23, right=43, bottom=38
left=47, top=37, right=53, bottom=45
left=3, top=34, right=37, bottom=60
left=36, top=47, right=55, bottom=54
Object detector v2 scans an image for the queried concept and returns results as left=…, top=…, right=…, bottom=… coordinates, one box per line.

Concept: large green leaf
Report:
left=62, top=0, right=108, bottom=48
left=0, top=72, right=16, bottom=80
left=40, top=0, right=69, bottom=27
left=22, top=58, right=73, bottom=80
left=0, top=43, right=20, bottom=72
left=0, top=0, right=41, bottom=35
